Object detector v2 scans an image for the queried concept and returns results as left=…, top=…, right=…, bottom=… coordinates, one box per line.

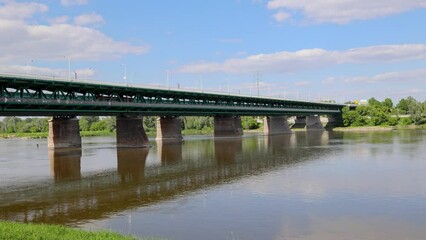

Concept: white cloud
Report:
left=267, top=0, right=426, bottom=24
left=0, top=1, right=148, bottom=64
left=0, top=1, right=47, bottom=20
left=74, top=13, right=104, bottom=26
left=0, top=64, right=95, bottom=79
left=272, top=11, right=291, bottom=23
left=342, top=68, right=426, bottom=84
left=61, top=0, right=88, bottom=7
left=294, top=81, right=310, bottom=87
left=178, top=44, right=426, bottom=74
left=49, top=16, right=70, bottom=25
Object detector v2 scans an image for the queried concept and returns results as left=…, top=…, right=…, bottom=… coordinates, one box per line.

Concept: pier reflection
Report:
left=157, top=140, right=183, bottom=166
left=49, top=148, right=82, bottom=182
left=117, top=148, right=149, bottom=183
left=215, top=138, right=242, bottom=165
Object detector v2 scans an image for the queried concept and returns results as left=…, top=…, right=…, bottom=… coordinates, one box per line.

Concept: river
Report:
left=0, top=130, right=425, bottom=240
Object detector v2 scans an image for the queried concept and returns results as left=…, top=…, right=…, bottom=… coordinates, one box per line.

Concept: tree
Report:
left=368, top=97, right=381, bottom=107
left=383, top=98, right=393, bottom=112
left=79, top=116, right=100, bottom=131
left=396, top=98, right=409, bottom=114
left=143, top=116, right=156, bottom=130
left=242, top=116, right=260, bottom=130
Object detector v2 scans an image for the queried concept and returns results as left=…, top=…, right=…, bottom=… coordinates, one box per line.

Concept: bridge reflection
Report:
left=0, top=132, right=335, bottom=225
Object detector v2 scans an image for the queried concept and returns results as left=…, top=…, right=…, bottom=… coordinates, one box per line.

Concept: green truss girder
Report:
left=0, top=74, right=345, bottom=117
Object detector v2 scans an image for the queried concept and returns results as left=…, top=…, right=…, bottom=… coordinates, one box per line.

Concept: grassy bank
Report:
left=0, top=221, right=137, bottom=240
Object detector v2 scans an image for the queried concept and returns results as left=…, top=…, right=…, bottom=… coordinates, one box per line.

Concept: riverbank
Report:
left=0, top=221, right=139, bottom=240
left=0, top=129, right=215, bottom=139
left=333, top=124, right=426, bottom=132
left=1, top=125, right=424, bottom=139
left=0, top=131, right=115, bottom=139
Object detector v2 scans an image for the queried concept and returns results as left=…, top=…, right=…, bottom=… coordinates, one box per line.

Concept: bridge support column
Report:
left=48, top=116, right=81, bottom=149
left=263, top=116, right=292, bottom=135
left=323, top=115, right=343, bottom=130
left=214, top=115, right=243, bottom=138
left=306, top=115, right=325, bottom=131
left=156, top=116, right=183, bottom=141
left=290, top=116, right=307, bottom=129
left=116, top=116, right=150, bottom=148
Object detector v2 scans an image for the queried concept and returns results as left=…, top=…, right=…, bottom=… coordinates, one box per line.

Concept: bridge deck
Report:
left=0, top=73, right=344, bottom=116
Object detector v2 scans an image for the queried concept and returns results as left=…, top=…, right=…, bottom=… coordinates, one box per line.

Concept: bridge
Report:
left=0, top=73, right=345, bottom=148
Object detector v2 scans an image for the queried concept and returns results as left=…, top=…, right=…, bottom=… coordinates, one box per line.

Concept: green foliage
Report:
left=383, top=98, right=393, bottom=111
left=368, top=97, right=382, bottom=107
left=183, top=116, right=213, bottom=130
left=90, top=121, right=107, bottom=131
left=396, top=98, right=409, bottom=114
left=0, top=117, right=49, bottom=134
left=387, top=116, right=399, bottom=126
left=398, top=117, right=413, bottom=126
left=79, top=116, right=100, bottom=131
left=241, top=116, right=261, bottom=130
left=342, top=96, right=425, bottom=127
left=0, top=221, right=138, bottom=240
left=143, top=116, right=157, bottom=130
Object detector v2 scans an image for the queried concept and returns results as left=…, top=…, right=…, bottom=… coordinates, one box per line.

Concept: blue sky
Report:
left=1, top=0, right=426, bottom=102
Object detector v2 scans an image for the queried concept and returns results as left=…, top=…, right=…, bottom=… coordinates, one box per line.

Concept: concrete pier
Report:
left=156, top=116, right=183, bottom=140
left=214, top=115, right=243, bottom=138
left=48, top=116, right=81, bottom=149
left=323, top=115, right=343, bottom=130
left=306, top=115, right=325, bottom=131
left=263, top=116, right=292, bottom=135
left=116, top=116, right=150, bottom=148
left=290, top=116, right=307, bottom=129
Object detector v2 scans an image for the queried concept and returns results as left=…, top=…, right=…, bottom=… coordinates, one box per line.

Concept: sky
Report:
left=0, top=0, right=426, bottom=103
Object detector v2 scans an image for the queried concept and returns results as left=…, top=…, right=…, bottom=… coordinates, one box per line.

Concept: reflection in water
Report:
left=1, top=131, right=426, bottom=239
left=117, top=148, right=149, bottom=183
left=156, top=140, right=182, bottom=166
left=49, top=148, right=82, bottom=181
left=215, top=138, right=242, bottom=165
left=265, top=134, right=292, bottom=150
left=0, top=134, right=326, bottom=225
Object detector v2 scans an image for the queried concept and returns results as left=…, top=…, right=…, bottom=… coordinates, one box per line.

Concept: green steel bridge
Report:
left=0, top=73, right=345, bottom=117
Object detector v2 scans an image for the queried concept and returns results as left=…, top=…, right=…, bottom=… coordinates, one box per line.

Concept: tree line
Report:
left=0, top=116, right=262, bottom=134
left=342, top=96, right=426, bottom=127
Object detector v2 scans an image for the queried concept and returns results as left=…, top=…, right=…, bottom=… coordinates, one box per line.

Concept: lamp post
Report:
left=165, top=70, right=170, bottom=90
left=121, top=64, right=127, bottom=85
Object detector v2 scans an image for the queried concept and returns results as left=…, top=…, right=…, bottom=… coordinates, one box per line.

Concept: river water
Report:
left=0, top=130, right=426, bottom=240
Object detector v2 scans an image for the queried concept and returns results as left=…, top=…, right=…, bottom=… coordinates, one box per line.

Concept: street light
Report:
left=62, top=56, right=71, bottom=81
left=165, top=70, right=170, bottom=90
left=198, top=75, right=203, bottom=92
left=121, top=64, right=127, bottom=85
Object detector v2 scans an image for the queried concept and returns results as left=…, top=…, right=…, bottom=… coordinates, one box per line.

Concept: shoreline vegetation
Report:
left=0, top=96, right=425, bottom=139
left=0, top=221, right=150, bottom=240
